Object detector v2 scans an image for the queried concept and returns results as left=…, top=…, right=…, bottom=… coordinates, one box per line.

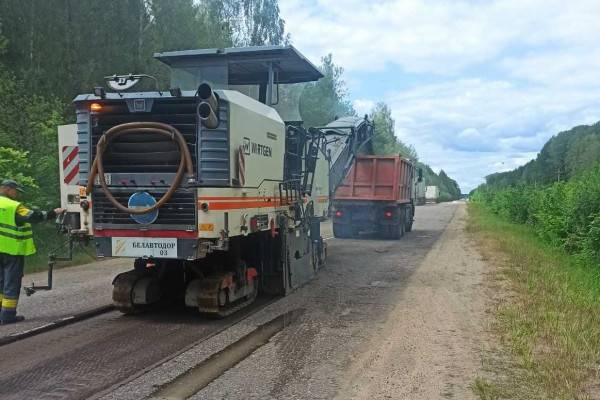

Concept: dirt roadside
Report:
left=335, top=203, right=489, bottom=399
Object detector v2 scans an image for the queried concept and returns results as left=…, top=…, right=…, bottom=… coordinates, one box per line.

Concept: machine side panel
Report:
left=76, top=107, right=91, bottom=185
left=223, top=91, right=285, bottom=187
left=193, top=90, right=286, bottom=241
left=58, top=124, right=79, bottom=210
left=312, top=153, right=330, bottom=218
left=58, top=123, right=93, bottom=233
left=197, top=100, right=230, bottom=186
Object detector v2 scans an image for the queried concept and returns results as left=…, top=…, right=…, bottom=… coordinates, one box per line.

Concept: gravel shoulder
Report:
left=335, top=202, right=487, bottom=399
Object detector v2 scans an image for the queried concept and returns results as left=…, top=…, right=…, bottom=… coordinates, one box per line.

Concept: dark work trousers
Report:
left=0, top=252, right=24, bottom=321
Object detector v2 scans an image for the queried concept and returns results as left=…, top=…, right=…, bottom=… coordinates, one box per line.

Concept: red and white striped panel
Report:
left=62, top=146, right=80, bottom=185
left=238, top=145, right=245, bottom=186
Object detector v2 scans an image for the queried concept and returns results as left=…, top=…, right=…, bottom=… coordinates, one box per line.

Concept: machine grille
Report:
left=91, top=99, right=198, bottom=173
left=92, top=189, right=197, bottom=230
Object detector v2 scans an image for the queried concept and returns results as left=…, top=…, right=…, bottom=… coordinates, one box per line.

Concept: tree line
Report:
left=485, top=122, right=600, bottom=187
left=472, top=120, right=600, bottom=264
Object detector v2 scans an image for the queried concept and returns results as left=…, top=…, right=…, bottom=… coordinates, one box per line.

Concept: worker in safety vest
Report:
left=0, top=179, right=64, bottom=324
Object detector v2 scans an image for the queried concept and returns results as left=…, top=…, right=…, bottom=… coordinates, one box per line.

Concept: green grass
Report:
left=468, top=203, right=600, bottom=400
left=24, top=222, right=95, bottom=274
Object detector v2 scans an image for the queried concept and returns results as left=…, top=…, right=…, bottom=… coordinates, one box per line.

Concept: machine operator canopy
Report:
left=155, top=46, right=322, bottom=94
left=155, top=46, right=323, bottom=122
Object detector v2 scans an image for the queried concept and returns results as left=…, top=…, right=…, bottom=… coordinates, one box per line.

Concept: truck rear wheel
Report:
left=405, top=206, right=414, bottom=232
left=384, top=223, right=403, bottom=240
left=399, top=209, right=407, bottom=238
left=383, top=210, right=404, bottom=240
left=333, top=223, right=350, bottom=239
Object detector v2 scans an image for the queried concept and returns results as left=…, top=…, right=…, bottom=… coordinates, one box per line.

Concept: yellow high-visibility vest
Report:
left=0, top=196, right=36, bottom=256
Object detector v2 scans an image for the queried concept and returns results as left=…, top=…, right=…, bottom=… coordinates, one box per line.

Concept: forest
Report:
left=485, top=122, right=600, bottom=187
left=473, top=121, right=600, bottom=264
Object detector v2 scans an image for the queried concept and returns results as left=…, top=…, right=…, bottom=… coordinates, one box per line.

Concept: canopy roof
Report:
left=154, top=45, right=323, bottom=85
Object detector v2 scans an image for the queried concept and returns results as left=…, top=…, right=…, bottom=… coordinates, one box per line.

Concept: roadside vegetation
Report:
left=472, top=121, right=600, bottom=269
left=472, top=165, right=600, bottom=265
left=468, top=203, right=600, bottom=399
left=470, top=121, right=600, bottom=398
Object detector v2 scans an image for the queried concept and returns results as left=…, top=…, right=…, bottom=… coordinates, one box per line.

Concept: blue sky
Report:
left=279, top=0, right=600, bottom=191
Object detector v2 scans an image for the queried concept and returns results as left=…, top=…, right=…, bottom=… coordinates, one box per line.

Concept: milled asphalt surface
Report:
left=0, top=203, right=466, bottom=400
left=0, top=296, right=276, bottom=400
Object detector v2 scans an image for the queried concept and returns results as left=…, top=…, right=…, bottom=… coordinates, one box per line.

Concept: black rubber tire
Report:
left=405, top=206, right=414, bottom=233
left=385, top=224, right=401, bottom=240
left=333, top=223, right=349, bottom=238
left=380, top=227, right=391, bottom=240
left=398, top=209, right=406, bottom=239
left=380, top=207, right=402, bottom=240
left=383, top=220, right=403, bottom=241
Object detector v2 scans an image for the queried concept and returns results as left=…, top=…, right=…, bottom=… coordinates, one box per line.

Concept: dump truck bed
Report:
left=334, top=155, right=414, bottom=203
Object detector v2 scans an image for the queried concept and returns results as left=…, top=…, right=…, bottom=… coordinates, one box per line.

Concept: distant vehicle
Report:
left=332, top=155, right=418, bottom=240
left=415, top=180, right=426, bottom=205
left=425, top=185, right=439, bottom=203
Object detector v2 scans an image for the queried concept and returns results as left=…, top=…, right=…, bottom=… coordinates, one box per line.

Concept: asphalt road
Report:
left=1, top=202, right=483, bottom=400
left=0, top=298, right=275, bottom=400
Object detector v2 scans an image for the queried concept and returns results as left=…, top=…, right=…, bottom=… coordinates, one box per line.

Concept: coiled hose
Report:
left=86, top=122, right=194, bottom=215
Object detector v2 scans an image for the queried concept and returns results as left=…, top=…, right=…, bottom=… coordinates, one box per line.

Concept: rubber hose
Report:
left=86, top=122, right=195, bottom=215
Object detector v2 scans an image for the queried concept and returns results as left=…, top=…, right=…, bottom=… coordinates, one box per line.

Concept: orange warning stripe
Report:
left=204, top=200, right=285, bottom=210
left=197, top=195, right=329, bottom=210
left=198, top=196, right=287, bottom=210
left=198, top=196, right=274, bottom=201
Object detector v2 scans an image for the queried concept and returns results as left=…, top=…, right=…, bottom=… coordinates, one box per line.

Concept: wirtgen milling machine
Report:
left=57, top=46, right=372, bottom=316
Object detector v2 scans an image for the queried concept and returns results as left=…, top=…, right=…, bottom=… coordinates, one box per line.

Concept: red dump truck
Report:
left=332, top=155, right=419, bottom=239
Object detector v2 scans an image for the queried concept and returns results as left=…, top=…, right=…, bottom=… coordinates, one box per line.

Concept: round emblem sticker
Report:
left=128, top=191, right=159, bottom=224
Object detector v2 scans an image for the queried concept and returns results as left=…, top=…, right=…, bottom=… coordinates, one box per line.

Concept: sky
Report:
left=278, top=0, right=600, bottom=192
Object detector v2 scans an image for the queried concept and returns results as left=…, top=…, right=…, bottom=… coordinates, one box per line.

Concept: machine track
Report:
left=200, top=289, right=258, bottom=318
left=112, top=270, right=143, bottom=314
left=195, top=275, right=259, bottom=318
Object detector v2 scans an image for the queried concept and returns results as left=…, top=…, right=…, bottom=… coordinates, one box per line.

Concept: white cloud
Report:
left=352, top=99, right=375, bottom=116
left=279, top=0, right=600, bottom=191
left=282, top=0, right=600, bottom=74
left=389, top=78, right=600, bottom=190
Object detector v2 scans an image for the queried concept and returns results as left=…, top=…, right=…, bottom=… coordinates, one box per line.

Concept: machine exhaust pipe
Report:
left=198, top=82, right=218, bottom=110
left=197, top=82, right=219, bottom=129
left=198, top=102, right=219, bottom=129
